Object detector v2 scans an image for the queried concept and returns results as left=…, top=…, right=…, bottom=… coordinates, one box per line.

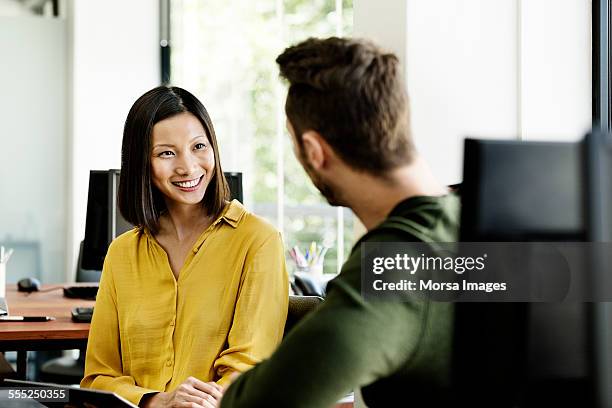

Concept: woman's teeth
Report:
left=173, top=177, right=200, bottom=188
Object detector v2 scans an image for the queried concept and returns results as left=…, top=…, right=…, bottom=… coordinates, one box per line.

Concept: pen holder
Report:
left=296, top=263, right=324, bottom=279
left=0, top=247, right=11, bottom=298
left=0, top=262, right=5, bottom=298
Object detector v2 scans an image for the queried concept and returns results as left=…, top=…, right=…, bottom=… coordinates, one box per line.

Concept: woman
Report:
left=81, top=86, right=289, bottom=408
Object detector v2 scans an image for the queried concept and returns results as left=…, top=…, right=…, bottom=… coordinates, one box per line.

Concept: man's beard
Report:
left=301, top=156, right=343, bottom=206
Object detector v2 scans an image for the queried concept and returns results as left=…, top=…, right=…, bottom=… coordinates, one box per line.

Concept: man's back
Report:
left=331, top=193, right=459, bottom=407
left=221, top=193, right=460, bottom=407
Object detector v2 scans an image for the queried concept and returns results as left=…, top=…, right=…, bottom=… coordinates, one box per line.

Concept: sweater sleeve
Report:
left=80, top=253, right=156, bottom=406
left=220, top=270, right=426, bottom=408
left=214, top=232, right=289, bottom=388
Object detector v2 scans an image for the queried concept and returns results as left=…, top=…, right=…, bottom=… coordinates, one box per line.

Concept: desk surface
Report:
left=0, top=285, right=95, bottom=342
left=0, top=287, right=354, bottom=407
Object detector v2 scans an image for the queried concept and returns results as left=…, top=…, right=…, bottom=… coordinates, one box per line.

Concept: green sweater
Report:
left=221, top=194, right=460, bottom=408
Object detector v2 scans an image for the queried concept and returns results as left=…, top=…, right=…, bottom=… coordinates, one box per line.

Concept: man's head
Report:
left=276, top=37, right=416, bottom=204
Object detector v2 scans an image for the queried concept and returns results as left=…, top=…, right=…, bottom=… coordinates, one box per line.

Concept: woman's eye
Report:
left=194, top=143, right=206, bottom=150
left=158, top=151, right=174, bottom=157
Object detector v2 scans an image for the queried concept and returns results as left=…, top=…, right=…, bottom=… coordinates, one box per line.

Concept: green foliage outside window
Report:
left=171, top=0, right=354, bottom=275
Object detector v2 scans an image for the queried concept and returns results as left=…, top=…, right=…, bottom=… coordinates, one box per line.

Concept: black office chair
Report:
left=284, top=295, right=324, bottom=337
left=451, top=302, right=528, bottom=407
left=39, top=241, right=96, bottom=384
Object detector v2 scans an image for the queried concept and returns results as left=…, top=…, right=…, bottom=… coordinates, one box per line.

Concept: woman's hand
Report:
left=142, top=377, right=224, bottom=408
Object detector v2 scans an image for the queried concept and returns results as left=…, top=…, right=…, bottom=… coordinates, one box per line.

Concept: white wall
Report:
left=0, top=16, right=67, bottom=283
left=520, top=0, right=591, bottom=140
left=0, top=1, right=164, bottom=283
left=354, top=0, right=591, bottom=185
left=0, top=0, right=30, bottom=15
left=353, top=1, right=408, bottom=67
left=0, top=2, right=159, bottom=283
left=66, top=0, right=160, bottom=279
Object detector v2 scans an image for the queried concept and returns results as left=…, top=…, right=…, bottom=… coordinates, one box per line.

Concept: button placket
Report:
left=166, top=285, right=177, bottom=371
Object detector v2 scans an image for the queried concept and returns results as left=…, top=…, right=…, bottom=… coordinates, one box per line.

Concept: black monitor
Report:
left=81, top=170, right=243, bottom=273
left=81, top=170, right=131, bottom=272
left=457, top=138, right=593, bottom=406
left=225, top=171, right=243, bottom=203
left=461, top=138, right=586, bottom=241
left=585, top=129, right=612, bottom=408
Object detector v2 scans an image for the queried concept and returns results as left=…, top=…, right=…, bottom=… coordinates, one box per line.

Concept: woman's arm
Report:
left=80, top=256, right=156, bottom=406
left=213, top=231, right=289, bottom=387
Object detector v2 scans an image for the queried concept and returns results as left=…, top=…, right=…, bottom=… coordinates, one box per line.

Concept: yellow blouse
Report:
left=81, top=200, right=289, bottom=405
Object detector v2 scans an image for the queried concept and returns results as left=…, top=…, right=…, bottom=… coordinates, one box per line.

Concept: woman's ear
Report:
left=301, top=131, right=326, bottom=170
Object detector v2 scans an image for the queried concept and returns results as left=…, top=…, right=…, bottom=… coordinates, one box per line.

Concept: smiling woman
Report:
left=150, top=113, right=215, bottom=209
left=80, top=86, right=289, bottom=408
left=117, top=87, right=229, bottom=236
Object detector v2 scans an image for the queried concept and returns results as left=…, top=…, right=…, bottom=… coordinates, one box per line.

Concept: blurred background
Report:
left=0, top=0, right=591, bottom=285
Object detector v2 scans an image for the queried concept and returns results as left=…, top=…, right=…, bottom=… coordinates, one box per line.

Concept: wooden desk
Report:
left=0, top=285, right=95, bottom=378
left=0, top=287, right=354, bottom=407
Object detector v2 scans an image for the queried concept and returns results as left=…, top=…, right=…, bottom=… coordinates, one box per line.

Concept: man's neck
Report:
left=345, top=157, right=448, bottom=230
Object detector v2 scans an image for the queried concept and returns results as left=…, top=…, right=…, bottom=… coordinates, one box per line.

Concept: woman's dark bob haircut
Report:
left=118, top=86, right=230, bottom=235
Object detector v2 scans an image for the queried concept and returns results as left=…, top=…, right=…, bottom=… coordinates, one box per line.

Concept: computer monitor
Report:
left=461, top=138, right=586, bottom=241
left=585, top=129, right=612, bottom=408
left=81, top=170, right=130, bottom=272
left=225, top=171, right=243, bottom=203
left=81, top=170, right=243, bottom=273
left=457, top=138, right=593, bottom=406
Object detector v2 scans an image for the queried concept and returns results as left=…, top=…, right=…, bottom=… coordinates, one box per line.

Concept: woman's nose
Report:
left=175, top=152, right=198, bottom=175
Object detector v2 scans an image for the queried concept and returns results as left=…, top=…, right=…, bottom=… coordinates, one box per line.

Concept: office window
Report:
left=593, top=0, right=611, bottom=131
left=170, top=0, right=354, bottom=274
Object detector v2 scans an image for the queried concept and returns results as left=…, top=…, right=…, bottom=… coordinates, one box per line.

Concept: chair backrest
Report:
left=284, top=295, right=323, bottom=337
left=452, top=302, right=528, bottom=407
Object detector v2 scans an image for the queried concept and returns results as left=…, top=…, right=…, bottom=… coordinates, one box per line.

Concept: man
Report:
left=221, top=37, right=459, bottom=407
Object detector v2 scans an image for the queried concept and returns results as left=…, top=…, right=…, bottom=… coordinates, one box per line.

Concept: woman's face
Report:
left=150, top=111, right=215, bottom=209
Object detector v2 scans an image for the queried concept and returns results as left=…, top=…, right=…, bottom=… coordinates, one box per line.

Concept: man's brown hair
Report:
left=276, top=37, right=415, bottom=174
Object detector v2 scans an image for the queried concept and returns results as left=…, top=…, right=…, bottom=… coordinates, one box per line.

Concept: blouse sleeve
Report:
left=213, top=231, right=289, bottom=388
left=80, top=254, right=156, bottom=405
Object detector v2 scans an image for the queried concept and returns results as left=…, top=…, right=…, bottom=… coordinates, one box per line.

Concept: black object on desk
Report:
left=71, top=307, right=93, bottom=323
left=17, top=278, right=41, bottom=293
left=0, top=316, right=54, bottom=322
left=63, top=285, right=98, bottom=300
left=292, top=272, right=325, bottom=297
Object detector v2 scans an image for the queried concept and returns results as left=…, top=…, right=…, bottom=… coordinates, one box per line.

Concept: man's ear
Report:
left=301, top=131, right=326, bottom=170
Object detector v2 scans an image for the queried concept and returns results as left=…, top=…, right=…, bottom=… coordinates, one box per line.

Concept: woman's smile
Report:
left=171, top=175, right=204, bottom=192
left=150, top=111, right=215, bottom=207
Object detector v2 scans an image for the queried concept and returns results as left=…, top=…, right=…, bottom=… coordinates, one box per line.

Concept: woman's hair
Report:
left=118, top=86, right=230, bottom=234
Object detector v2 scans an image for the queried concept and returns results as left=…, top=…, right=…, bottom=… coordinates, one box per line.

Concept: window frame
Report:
left=161, top=0, right=354, bottom=273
